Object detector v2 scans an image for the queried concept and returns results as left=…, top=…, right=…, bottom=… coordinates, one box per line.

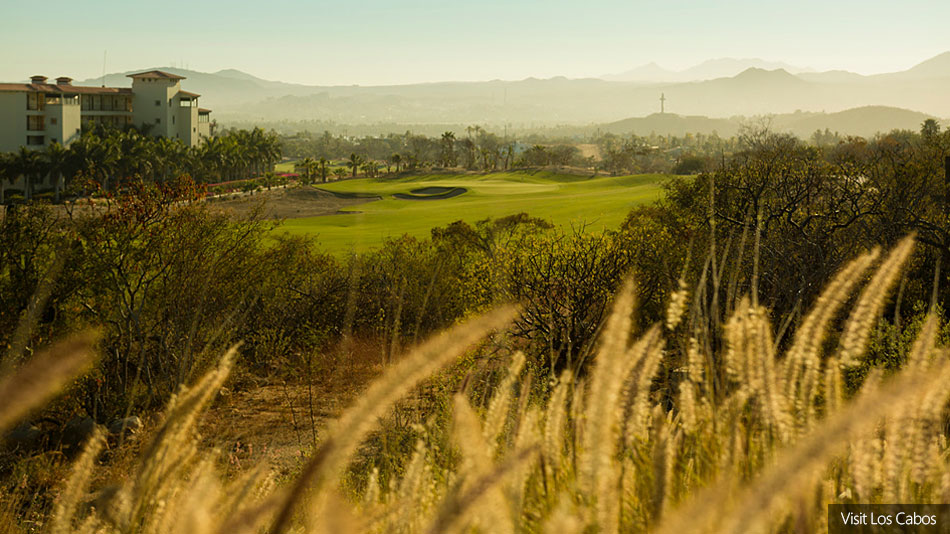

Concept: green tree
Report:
left=348, top=153, right=364, bottom=178
left=0, top=152, right=14, bottom=204
left=440, top=132, right=457, bottom=167
left=921, top=118, right=941, bottom=139
left=12, top=147, right=44, bottom=201
left=299, top=157, right=317, bottom=184
left=43, top=142, right=70, bottom=202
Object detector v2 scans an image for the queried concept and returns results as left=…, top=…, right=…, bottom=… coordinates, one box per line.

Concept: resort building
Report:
left=0, top=70, right=211, bottom=152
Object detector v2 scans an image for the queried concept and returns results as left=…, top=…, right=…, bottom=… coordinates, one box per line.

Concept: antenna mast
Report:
left=101, top=51, right=107, bottom=87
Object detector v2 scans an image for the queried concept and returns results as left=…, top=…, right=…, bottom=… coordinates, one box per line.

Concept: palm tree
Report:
left=440, top=131, right=457, bottom=167
left=71, top=133, right=119, bottom=192
left=390, top=153, right=402, bottom=174
left=0, top=152, right=14, bottom=204
left=154, top=137, right=186, bottom=183
left=299, top=157, right=317, bottom=184
left=360, top=160, right=378, bottom=179
left=318, top=157, right=329, bottom=183
left=348, top=153, right=363, bottom=179
left=44, top=142, right=69, bottom=202
left=13, top=147, right=43, bottom=201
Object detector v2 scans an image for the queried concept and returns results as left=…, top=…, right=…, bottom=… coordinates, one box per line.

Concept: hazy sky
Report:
left=2, top=0, right=947, bottom=85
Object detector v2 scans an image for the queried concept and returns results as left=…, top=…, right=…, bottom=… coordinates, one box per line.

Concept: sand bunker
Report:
left=392, top=187, right=467, bottom=200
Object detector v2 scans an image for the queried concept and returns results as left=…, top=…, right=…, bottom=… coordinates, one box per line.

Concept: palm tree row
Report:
left=0, top=127, right=281, bottom=203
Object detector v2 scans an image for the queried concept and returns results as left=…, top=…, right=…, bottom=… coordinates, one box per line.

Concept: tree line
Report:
left=279, top=126, right=752, bottom=177
left=0, top=126, right=281, bottom=203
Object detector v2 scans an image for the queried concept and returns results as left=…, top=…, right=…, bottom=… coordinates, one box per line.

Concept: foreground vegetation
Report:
left=4, top=236, right=950, bottom=534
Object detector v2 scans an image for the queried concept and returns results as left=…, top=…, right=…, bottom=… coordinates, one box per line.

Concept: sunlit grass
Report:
left=277, top=170, right=667, bottom=252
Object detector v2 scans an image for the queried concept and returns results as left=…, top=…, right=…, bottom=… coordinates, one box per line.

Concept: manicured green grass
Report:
left=274, top=161, right=298, bottom=173
left=277, top=170, right=668, bottom=252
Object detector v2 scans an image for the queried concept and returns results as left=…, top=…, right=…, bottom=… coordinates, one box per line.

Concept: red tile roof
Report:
left=127, top=70, right=186, bottom=80
left=198, top=107, right=212, bottom=113
left=178, top=90, right=200, bottom=98
left=0, top=83, right=132, bottom=95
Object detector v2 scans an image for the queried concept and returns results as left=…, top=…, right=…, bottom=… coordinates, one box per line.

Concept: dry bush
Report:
left=5, top=235, right=950, bottom=534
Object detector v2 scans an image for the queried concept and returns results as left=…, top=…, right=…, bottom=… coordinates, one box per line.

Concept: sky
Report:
left=1, top=0, right=948, bottom=86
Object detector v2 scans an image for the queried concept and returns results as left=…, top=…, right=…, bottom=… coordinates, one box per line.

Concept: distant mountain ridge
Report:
left=69, top=52, right=950, bottom=126
left=76, top=67, right=321, bottom=109
left=603, top=57, right=811, bottom=82
left=600, top=106, right=941, bottom=138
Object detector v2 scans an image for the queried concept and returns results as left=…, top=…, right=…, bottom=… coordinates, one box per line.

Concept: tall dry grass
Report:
left=3, top=235, right=949, bottom=534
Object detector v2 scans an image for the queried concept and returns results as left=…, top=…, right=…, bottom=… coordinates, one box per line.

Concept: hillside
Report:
left=603, top=57, right=810, bottom=82
left=600, top=106, right=942, bottom=138
left=77, top=51, right=950, bottom=127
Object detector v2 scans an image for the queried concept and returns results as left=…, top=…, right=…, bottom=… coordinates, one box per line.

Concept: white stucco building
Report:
left=0, top=70, right=211, bottom=152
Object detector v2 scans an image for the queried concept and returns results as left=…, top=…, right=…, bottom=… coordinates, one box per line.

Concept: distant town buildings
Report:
left=0, top=70, right=211, bottom=152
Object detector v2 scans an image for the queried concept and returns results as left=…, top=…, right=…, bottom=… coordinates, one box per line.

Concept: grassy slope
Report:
left=277, top=170, right=667, bottom=252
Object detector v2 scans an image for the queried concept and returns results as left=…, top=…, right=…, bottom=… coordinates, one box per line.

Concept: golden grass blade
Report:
left=0, top=330, right=99, bottom=434
left=578, top=279, right=637, bottom=534
left=423, top=446, right=538, bottom=534
left=781, top=249, right=879, bottom=426
left=655, top=355, right=950, bottom=534
left=666, top=278, right=689, bottom=331
left=129, top=346, right=237, bottom=530
left=451, top=393, right=515, bottom=534
left=839, top=235, right=915, bottom=367
left=266, top=305, right=518, bottom=534
left=50, top=428, right=106, bottom=534
left=542, top=370, right=571, bottom=470
left=483, top=351, right=526, bottom=452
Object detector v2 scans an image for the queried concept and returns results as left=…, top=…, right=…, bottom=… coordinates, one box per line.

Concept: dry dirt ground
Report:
left=1, top=186, right=374, bottom=222
left=196, top=347, right=384, bottom=480
left=209, top=185, right=378, bottom=220
left=87, top=339, right=387, bottom=492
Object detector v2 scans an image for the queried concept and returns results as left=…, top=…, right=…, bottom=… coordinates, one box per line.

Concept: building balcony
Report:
left=80, top=109, right=133, bottom=115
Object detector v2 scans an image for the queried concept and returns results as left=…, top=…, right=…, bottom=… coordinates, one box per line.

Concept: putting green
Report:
left=277, top=170, right=668, bottom=253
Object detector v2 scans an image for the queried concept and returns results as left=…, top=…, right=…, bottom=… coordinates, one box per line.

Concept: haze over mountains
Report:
left=73, top=52, right=950, bottom=136
left=602, top=58, right=812, bottom=82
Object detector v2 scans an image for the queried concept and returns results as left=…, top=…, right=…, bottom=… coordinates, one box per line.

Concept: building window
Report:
left=155, top=100, right=161, bottom=106
left=26, top=93, right=43, bottom=111
left=155, top=118, right=161, bottom=124
left=50, top=118, right=57, bottom=125
left=27, top=115, right=44, bottom=131
left=172, top=116, right=175, bottom=124
left=26, top=135, right=44, bottom=145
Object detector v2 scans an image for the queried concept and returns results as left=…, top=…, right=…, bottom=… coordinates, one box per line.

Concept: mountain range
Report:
left=602, top=58, right=812, bottom=82
left=69, top=52, right=950, bottom=135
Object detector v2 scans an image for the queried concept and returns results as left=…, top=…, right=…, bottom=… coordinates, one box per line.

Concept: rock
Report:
left=5, top=422, right=43, bottom=451
left=60, top=417, right=102, bottom=449
left=108, top=416, right=143, bottom=436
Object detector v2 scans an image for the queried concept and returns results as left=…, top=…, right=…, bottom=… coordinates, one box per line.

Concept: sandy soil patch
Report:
left=209, top=186, right=379, bottom=219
